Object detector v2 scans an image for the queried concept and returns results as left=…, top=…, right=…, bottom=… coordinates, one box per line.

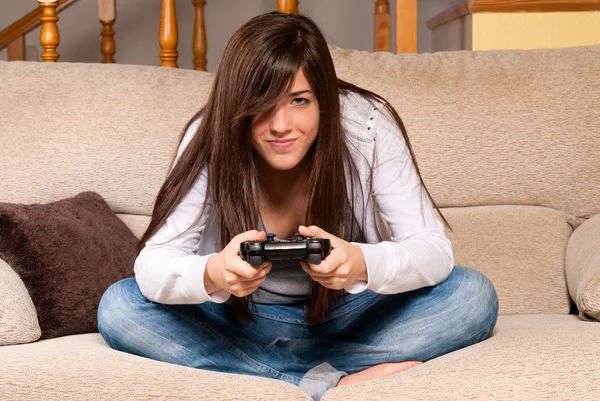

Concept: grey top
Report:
left=252, top=258, right=311, bottom=304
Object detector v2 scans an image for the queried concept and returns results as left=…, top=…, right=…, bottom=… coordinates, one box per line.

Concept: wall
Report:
left=1, top=0, right=465, bottom=71
left=472, top=11, right=600, bottom=51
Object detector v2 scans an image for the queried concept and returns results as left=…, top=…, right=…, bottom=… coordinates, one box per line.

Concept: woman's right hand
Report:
left=205, top=230, right=272, bottom=298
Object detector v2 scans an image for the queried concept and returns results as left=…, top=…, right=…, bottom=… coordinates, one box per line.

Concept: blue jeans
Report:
left=97, top=265, right=498, bottom=401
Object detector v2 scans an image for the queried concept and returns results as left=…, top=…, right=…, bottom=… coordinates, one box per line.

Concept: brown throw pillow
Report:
left=0, top=191, right=137, bottom=340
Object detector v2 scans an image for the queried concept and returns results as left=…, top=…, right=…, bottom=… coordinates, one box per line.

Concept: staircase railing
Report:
left=0, top=0, right=417, bottom=71
left=0, top=0, right=78, bottom=62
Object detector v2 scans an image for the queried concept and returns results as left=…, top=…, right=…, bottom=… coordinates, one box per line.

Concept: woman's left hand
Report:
left=298, top=225, right=367, bottom=290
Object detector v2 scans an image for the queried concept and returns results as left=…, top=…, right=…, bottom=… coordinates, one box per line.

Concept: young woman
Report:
left=98, top=11, right=498, bottom=401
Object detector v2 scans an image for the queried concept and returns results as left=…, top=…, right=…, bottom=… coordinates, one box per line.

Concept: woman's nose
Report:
left=269, top=107, right=292, bottom=134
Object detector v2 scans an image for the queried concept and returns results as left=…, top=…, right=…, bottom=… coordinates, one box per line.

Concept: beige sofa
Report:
left=1, top=44, right=600, bottom=400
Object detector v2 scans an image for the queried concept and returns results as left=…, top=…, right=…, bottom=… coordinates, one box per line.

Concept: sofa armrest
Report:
left=566, top=214, right=600, bottom=322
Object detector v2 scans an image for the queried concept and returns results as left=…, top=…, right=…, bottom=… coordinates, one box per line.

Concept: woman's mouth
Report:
left=268, top=139, right=296, bottom=151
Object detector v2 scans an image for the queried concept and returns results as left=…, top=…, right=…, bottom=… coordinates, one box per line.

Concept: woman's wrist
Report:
left=204, top=254, right=224, bottom=294
left=352, top=244, right=368, bottom=282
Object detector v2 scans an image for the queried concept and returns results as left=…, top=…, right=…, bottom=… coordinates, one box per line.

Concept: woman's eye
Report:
left=292, top=97, right=309, bottom=106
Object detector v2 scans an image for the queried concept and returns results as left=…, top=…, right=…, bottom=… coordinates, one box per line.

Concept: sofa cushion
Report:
left=1, top=315, right=597, bottom=401
left=0, top=333, right=312, bottom=401
left=115, top=213, right=150, bottom=240
left=0, top=191, right=137, bottom=341
left=322, top=314, right=600, bottom=400
left=0, top=258, right=40, bottom=346
left=441, top=205, right=572, bottom=315
left=566, top=214, right=600, bottom=321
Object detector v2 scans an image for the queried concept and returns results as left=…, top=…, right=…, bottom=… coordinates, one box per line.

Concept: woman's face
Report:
left=251, top=68, right=320, bottom=171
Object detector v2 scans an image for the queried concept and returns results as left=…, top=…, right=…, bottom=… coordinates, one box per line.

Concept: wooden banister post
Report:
left=396, top=0, right=417, bottom=53
left=374, top=0, right=391, bottom=52
left=192, top=0, right=207, bottom=71
left=99, top=0, right=116, bottom=63
left=37, top=0, right=60, bottom=62
left=159, top=0, right=178, bottom=68
left=277, top=0, right=298, bottom=14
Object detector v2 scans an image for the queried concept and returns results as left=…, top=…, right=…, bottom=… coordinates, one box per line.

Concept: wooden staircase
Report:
left=0, top=0, right=418, bottom=71
left=0, top=0, right=78, bottom=62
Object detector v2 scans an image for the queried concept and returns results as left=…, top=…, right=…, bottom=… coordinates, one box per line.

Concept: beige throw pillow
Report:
left=0, top=258, right=41, bottom=345
left=566, top=214, right=600, bottom=321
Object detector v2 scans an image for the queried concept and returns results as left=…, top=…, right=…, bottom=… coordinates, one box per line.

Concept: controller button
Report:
left=249, top=255, right=264, bottom=267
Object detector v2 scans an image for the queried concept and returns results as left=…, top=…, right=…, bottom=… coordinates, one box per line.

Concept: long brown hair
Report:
left=137, top=12, right=450, bottom=325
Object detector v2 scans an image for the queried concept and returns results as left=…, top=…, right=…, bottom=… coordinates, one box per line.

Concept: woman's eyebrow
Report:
left=288, top=90, right=313, bottom=97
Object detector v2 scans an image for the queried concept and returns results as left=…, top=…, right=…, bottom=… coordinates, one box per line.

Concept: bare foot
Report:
left=337, top=361, right=423, bottom=387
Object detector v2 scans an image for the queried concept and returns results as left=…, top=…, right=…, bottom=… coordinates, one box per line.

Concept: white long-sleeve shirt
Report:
left=134, top=91, right=455, bottom=305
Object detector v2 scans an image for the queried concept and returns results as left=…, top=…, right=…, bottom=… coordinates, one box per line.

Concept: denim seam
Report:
left=302, top=373, right=338, bottom=387
left=164, top=304, right=302, bottom=384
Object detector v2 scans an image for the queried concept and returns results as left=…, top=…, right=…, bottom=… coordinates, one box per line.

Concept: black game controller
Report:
left=240, top=233, right=331, bottom=267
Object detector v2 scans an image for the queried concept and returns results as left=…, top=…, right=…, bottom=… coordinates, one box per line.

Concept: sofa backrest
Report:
left=1, top=46, right=599, bottom=218
left=0, top=61, right=212, bottom=219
